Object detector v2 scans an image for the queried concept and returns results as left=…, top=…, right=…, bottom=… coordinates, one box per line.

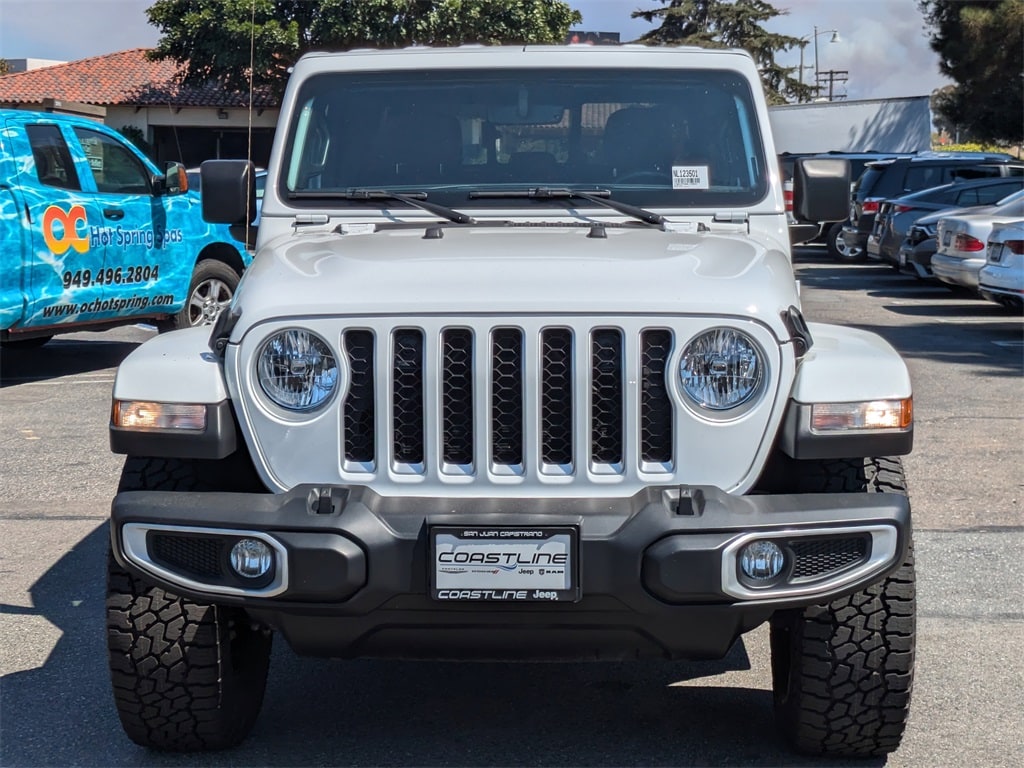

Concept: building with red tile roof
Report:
left=0, top=49, right=279, bottom=166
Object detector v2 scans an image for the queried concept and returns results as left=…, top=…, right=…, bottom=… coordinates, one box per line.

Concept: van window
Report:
left=73, top=128, right=152, bottom=195
left=26, top=124, right=81, bottom=191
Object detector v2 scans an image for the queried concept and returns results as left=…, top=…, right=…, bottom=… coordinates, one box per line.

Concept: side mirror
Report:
left=201, top=159, right=257, bottom=225
left=155, top=162, right=188, bottom=196
left=793, top=158, right=851, bottom=224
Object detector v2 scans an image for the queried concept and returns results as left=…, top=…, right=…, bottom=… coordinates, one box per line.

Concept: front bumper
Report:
left=110, top=484, right=911, bottom=661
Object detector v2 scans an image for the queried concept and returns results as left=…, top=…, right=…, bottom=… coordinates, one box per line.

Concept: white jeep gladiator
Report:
left=106, top=45, right=915, bottom=756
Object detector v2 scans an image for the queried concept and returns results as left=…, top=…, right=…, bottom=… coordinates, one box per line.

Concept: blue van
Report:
left=0, top=109, right=251, bottom=348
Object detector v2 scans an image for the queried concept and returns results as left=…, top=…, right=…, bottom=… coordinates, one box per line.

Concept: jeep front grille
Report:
left=340, top=323, right=674, bottom=477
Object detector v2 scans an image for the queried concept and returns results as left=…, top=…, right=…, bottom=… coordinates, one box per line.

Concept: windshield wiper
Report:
left=468, top=187, right=666, bottom=228
left=288, top=189, right=476, bottom=225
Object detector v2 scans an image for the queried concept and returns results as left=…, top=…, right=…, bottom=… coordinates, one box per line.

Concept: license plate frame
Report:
left=430, top=525, right=579, bottom=602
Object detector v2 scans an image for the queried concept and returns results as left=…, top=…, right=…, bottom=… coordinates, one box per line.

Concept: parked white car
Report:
left=978, top=219, right=1024, bottom=310
left=932, top=190, right=1024, bottom=292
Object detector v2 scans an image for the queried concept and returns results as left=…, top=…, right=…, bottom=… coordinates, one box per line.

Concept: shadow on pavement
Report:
left=793, top=258, right=1023, bottom=376
left=0, top=523, right=886, bottom=768
left=856, top=320, right=1024, bottom=377
left=0, top=337, right=144, bottom=388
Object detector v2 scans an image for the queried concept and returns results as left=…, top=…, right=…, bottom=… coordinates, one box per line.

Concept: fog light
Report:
left=739, top=540, right=785, bottom=581
left=230, top=538, right=273, bottom=579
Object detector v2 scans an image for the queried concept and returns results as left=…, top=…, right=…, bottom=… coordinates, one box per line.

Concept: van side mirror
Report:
left=155, top=162, right=188, bottom=196
left=793, top=158, right=851, bottom=224
left=201, top=159, right=257, bottom=225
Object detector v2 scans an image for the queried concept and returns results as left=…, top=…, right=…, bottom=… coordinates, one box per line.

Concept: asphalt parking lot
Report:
left=1, top=245, right=1021, bottom=766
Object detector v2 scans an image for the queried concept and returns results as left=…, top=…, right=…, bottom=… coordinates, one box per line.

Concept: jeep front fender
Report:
left=110, top=327, right=237, bottom=459
left=781, top=323, right=913, bottom=459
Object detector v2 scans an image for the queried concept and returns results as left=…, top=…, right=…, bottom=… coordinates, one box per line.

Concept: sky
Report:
left=0, top=0, right=951, bottom=101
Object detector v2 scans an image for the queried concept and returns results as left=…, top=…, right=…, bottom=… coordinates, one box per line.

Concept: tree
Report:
left=919, top=0, right=1023, bottom=144
left=0, top=59, right=9, bottom=76
left=119, top=125, right=154, bottom=159
left=146, top=0, right=581, bottom=96
left=631, top=0, right=811, bottom=104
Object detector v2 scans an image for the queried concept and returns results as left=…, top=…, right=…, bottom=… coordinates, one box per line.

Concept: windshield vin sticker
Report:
left=672, top=165, right=710, bottom=190
left=431, top=526, right=579, bottom=602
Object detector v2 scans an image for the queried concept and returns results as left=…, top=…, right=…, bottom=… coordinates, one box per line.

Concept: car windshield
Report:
left=281, top=68, right=768, bottom=211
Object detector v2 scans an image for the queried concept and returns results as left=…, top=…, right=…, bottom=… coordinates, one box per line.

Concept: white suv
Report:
left=105, top=45, right=915, bottom=757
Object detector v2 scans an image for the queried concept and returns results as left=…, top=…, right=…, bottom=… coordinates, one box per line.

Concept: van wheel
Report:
left=769, top=457, right=915, bottom=757
left=162, top=260, right=239, bottom=331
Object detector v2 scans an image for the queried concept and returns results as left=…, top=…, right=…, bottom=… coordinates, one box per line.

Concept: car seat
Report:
left=602, top=107, right=673, bottom=181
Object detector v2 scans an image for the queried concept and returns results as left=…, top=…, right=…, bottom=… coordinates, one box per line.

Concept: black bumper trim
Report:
left=110, top=483, right=911, bottom=660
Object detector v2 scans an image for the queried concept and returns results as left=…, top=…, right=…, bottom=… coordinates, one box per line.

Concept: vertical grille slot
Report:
left=591, top=329, right=623, bottom=465
left=342, top=330, right=376, bottom=464
left=541, top=328, right=573, bottom=467
left=392, top=329, right=424, bottom=465
left=442, top=328, right=474, bottom=466
left=491, top=328, right=524, bottom=467
left=641, top=329, right=673, bottom=464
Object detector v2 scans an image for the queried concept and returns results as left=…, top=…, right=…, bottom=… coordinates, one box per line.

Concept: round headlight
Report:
left=679, top=328, right=763, bottom=410
left=257, top=329, right=339, bottom=411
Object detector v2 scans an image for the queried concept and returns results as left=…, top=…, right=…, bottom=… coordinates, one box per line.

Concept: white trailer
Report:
left=769, top=96, right=932, bottom=154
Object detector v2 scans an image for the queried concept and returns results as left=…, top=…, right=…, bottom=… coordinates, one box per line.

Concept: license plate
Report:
left=431, top=526, right=578, bottom=602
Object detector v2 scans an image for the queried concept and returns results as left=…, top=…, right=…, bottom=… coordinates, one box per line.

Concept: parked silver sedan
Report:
left=932, top=191, right=1024, bottom=292
left=868, top=177, right=1024, bottom=269
left=978, top=219, right=1024, bottom=310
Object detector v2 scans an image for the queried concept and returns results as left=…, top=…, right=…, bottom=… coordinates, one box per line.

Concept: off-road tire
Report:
left=826, top=223, right=864, bottom=262
left=161, top=260, right=239, bottom=332
left=769, top=457, right=915, bottom=757
left=107, top=456, right=271, bottom=751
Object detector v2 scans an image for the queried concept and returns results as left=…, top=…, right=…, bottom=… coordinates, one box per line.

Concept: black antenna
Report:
left=245, top=0, right=257, bottom=248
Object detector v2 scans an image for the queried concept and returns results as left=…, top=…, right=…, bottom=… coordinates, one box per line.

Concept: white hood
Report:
left=230, top=225, right=799, bottom=338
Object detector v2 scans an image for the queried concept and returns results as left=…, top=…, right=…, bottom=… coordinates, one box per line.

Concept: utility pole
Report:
left=798, top=27, right=840, bottom=102
left=815, top=69, right=849, bottom=102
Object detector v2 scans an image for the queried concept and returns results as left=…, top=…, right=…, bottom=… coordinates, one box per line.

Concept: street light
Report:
left=798, top=26, right=840, bottom=101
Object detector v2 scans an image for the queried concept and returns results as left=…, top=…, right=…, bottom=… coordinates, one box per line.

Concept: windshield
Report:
left=282, top=68, right=768, bottom=211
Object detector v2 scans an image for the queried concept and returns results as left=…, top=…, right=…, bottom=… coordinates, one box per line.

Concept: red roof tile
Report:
left=0, top=48, right=278, bottom=108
